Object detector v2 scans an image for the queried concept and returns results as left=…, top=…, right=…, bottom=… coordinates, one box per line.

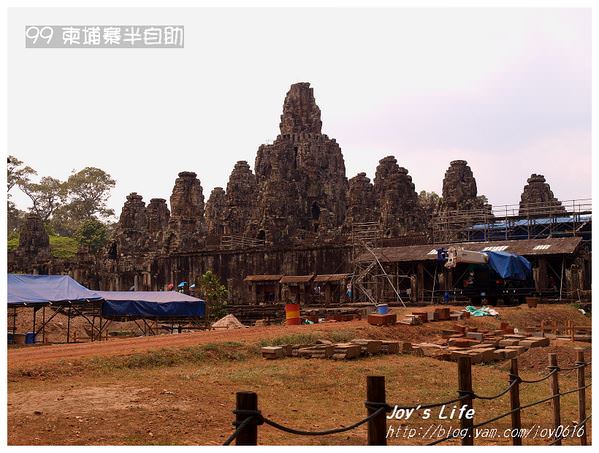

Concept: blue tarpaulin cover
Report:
left=8, top=274, right=102, bottom=305
left=485, top=251, right=532, bottom=280
left=97, top=291, right=205, bottom=319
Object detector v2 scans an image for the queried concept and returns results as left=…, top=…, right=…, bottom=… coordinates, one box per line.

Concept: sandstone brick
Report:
left=499, top=339, right=520, bottom=347
left=381, top=340, right=400, bottom=354
left=262, top=346, right=285, bottom=359
left=448, top=338, right=480, bottom=348
left=367, top=313, right=397, bottom=326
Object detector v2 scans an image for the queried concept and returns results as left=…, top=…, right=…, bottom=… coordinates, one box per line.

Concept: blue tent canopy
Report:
left=485, top=251, right=532, bottom=281
left=97, top=291, right=206, bottom=319
left=8, top=274, right=102, bottom=305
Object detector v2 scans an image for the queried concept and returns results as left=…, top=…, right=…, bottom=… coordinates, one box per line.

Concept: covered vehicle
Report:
left=443, top=249, right=534, bottom=306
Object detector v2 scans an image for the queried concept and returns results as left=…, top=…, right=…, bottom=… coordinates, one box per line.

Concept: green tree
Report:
left=19, top=176, right=66, bottom=222
left=63, top=167, right=116, bottom=223
left=7, top=200, right=26, bottom=236
left=7, top=156, right=36, bottom=237
left=418, top=190, right=442, bottom=219
left=7, top=155, right=36, bottom=193
left=196, top=270, right=228, bottom=320
left=76, top=219, right=109, bottom=253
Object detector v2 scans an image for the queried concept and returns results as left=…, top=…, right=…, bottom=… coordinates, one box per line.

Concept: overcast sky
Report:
left=8, top=7, right=591, bottom=219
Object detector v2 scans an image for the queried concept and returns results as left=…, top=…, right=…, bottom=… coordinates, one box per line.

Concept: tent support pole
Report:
left=67, top=305, right=72, bottom=343
left=559, top=257, right=565, bottom=301
left=42, top=306, right=46, bottom=343
left=35, top=307, right=60, bottom=337
left=32, top=307, right=37, bottom=336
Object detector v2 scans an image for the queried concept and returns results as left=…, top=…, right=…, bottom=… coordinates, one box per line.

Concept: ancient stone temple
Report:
left=247, top=82, right=348, bottom=244
left=113, top=192, right=148, bottom=256
left=163, top=171, right=206, bottom=253
left=223, top=161, right=258, bottom=237
left=18, top=213, right=50, bottom=254
left=146, top=198, right=170, bottom=236
left=441, top=160, right=489, bottom=212
left=519, top=174, right=565, bottom=216
left=346, top=172, right=378, bottom=225
left=373, top=156, right=425, bottom=236
left=9, top=213, right=52, bottom=274
left=9, top=81, right=589, bottom=303
left=205, top=187, right=226, bottom=241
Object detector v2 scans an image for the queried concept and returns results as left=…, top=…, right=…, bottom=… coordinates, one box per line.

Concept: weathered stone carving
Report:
left=373, top=156, right=425, bottom=236
left=146, top=198, right=170, bottom=250
left=18, top=213, right=50, bottom=253
left=163, top=171, right=206, bottom=253
left=113, top=192, right=148, bottom=256
left=441, top=160, right=482, bottom=211
left=279, top=82, right=322, bottom=135
left=248, top=82, right=348, bottom=244
left=205, top=187, right=226, bottom=240
left=146, top=198, right=170, bottom=234
left=223, top=161, right=258, bottom=237
left=519, top=174, right=565, bottom=216
left=346, top=172, right=378, bottom=225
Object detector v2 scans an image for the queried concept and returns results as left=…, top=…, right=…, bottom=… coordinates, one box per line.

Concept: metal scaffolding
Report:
left=431, top=198, right=591, bottom=244
left=349, top=222, right=406, bottom=307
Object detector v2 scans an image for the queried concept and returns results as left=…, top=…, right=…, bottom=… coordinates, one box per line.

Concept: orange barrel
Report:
left=285, top=303, right=301, bottom=325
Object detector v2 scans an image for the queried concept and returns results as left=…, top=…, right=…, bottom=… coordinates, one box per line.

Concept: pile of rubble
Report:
left=398, top=307, right=471, bottom=325
left=261, top=338, right=405, bottom=360
left=411, top=322, right=550, bottom=364
left=261, top=319, right=556, bottom=364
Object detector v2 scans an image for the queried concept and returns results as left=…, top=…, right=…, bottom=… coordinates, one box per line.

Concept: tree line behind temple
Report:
left=7, top=155, right=116, bottom=256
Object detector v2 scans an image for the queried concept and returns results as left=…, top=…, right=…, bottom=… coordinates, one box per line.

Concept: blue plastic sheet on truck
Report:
left=485, top=251, right=532, bottom=280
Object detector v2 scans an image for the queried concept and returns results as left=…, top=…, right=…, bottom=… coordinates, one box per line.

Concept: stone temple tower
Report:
left=247, top=82, right=348, bottom=244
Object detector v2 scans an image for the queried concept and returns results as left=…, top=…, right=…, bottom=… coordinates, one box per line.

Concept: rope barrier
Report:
left=559, top=362, right=590, bottom=372
left=556, top=382, right=592, bottom=398
left=518, top=369, right=557, bottom=384
left=472, top=379, right=519, bottom=400
left=577, top=413, right=592, bottom=427
left=223, top=415, right=258, bottom=446
left=386, top=393, right=470, bottom=411
left=224, top=357, right=592, bottom=445
left=426, top=388, right=593, bottom=446
left=261, top=407, right=386, bottom=436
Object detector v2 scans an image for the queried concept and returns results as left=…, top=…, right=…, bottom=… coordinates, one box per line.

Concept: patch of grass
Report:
left=259, top=329, right=357, bottom=347
left=259, top=333, right=320, bottom=347
left=327, top=329, right=357, bottom=343
left=49, top=235, right=79, bottom=260
left=87, top=342, right=253, bottom=371
left=12, top=342, right=256, bottom=379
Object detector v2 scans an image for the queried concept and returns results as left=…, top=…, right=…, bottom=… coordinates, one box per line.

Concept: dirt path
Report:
left=9, top=303, right=591, bottom=369
left=7, top=320, right=365, bottom=369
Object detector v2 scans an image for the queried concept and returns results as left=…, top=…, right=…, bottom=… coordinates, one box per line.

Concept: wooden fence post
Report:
left=575, top=349, right=587, bottom=446
left=548, top=353, right=561, bottom=445
left=457, top=357, right=474, bottom=445
left=235, top=391, right=258, bottom=445
left=366, top=375, right=387, bottom=445
left=509, top=358, right=522, bottom=446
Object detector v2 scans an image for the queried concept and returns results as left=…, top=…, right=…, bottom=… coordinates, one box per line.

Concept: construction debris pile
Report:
left=211, top=314, right=246, bottom=330
left=261, top=338, right=403, bottom=361
left=261, top=319, right=560, bottom=365
left=397, top=307, right=471, bottom=325
left=411, top=321, right=551, bottom=364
